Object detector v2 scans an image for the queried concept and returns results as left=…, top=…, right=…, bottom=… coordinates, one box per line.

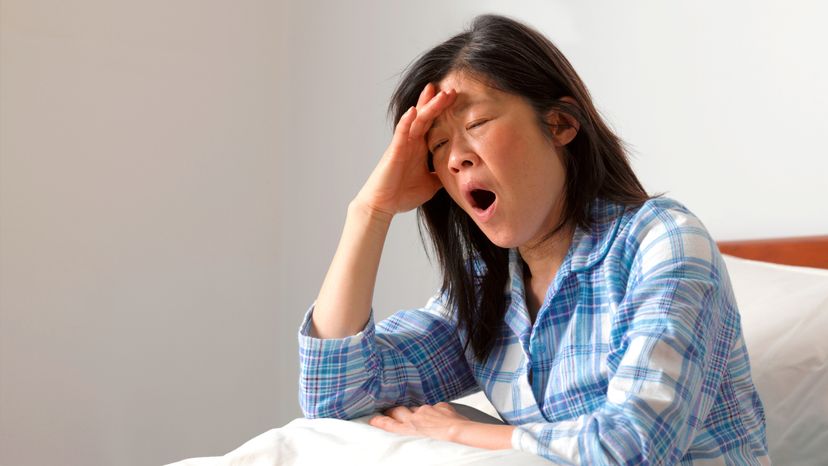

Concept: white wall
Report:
left=1, top=1, right=292, bottom=465
left=1, top=1, right=825, bottom=465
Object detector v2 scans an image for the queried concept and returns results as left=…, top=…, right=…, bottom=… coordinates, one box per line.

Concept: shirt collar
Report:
left=507, top=197, right=626, bottom=277
left=568, top=197, right=627, bottom=273
left=503, top=198, right=627, bottom=336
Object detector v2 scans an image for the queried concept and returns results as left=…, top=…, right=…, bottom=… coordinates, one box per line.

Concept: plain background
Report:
left=1, top=1, right=826, bottom=465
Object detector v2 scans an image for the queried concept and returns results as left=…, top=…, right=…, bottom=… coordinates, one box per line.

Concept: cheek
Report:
left=436, top=173, right=463, bottom=204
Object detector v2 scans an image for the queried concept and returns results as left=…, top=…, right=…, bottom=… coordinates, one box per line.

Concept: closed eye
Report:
left=430, top=119, right=488, bottom=152
left=467, top=119, right=488, bottom=130
left=431, top=140, right=447, bottom=152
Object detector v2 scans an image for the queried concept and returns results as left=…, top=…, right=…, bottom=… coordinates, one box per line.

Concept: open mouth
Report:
left=470, top=189, right=496, bottom=211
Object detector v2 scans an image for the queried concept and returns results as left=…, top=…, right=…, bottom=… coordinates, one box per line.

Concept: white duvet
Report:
left=166, top=406, right=548, bottom=466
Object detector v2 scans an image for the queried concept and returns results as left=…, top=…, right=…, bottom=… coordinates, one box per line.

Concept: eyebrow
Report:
left=426, top=98, right=487, bottom=137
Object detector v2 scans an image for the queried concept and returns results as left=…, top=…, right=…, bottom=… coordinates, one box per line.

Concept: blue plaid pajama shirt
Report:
left=297, top=197, right=770, bottom=464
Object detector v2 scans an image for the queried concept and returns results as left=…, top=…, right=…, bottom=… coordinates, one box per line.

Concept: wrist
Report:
left=448, top=420, right=475, bottom=444
left=348, top=199, right=394, bottom=227
left=449, top=421, right=516, bottom=450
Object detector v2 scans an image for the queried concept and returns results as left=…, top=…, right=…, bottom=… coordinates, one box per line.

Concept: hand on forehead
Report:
left=427, top=72, right=501, bottom=135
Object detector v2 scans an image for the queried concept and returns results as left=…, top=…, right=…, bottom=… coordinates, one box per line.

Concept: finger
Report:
left=416, top=82, right=436, bottom=109
left=409, top=89, right=457, bottom=140
left=410, top=88, right=453, bottom=137
left=390, top=106, right=417, bottom=148
left=434, top=402, right=453, bottom=410
left=384, top=406, right=415, bottom=422
left=420, top=89, right=457, bottom=138
left=412, top=403, right=434, bottom=413
left=368, top=415, right=400, bottom=431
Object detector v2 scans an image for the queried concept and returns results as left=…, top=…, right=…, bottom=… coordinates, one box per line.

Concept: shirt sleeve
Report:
left=297, top=293, right=479, bottom=420
left=512, top=206, right=740, bottom=465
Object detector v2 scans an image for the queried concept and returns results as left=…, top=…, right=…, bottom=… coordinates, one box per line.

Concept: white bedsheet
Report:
left=165, top=411, right=548, bottom=466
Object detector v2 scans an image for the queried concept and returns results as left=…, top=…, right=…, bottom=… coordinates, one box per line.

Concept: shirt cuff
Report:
left=297, top=303, right=376, bottom=354
left=510, top=417, right=588, bottom=464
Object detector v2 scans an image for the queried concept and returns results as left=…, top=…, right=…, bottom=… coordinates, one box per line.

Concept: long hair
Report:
left=388, top=14, right=650, bottom=364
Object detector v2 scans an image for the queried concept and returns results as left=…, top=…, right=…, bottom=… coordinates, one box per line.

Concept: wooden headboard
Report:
left=717, top=235, right=828, bottom=269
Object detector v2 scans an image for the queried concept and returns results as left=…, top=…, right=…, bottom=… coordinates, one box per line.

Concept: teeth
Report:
left=471, top=189, right=496, bottom=210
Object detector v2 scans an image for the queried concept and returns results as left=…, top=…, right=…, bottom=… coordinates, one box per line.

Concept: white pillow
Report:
left=722, top=255, right=828, bottom=466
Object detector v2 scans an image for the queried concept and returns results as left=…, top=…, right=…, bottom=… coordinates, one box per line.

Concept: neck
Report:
left=518, top=223, right=574, bottom=283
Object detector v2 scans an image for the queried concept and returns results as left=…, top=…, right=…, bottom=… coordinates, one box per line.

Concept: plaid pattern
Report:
left=298, top=197, right=769, bottom=464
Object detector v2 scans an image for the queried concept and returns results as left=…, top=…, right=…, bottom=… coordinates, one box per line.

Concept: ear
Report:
left=544, top=96, right=580, bottom=147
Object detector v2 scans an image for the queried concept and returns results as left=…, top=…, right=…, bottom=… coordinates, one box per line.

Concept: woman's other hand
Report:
left=368, top=402, right=516, bottom=450
left=353, top=83, right=456, bottom=219
left=368, top=402, right=472, bottom=443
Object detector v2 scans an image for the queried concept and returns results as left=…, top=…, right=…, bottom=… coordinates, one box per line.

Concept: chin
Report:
left=479, top=227, right=522, bottom=249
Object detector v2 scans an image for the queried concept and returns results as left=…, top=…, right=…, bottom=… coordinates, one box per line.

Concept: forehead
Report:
left=429, top=72, right=506, bottom=130
left=436, top=71, right=496, bottom=97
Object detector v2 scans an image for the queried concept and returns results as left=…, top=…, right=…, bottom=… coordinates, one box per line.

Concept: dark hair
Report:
left=389, top=14, right=650, bottom=364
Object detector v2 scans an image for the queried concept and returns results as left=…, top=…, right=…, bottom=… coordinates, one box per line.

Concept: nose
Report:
left=447, top=144, right=479, bottom=174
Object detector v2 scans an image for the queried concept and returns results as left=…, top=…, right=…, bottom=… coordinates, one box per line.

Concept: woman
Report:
left=297, top=14, right=769, bottom=464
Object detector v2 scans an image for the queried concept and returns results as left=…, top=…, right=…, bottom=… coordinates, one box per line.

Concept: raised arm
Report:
left=311, top=83, right=455, bottom=339
left=299, top=84, right=483, bottom=420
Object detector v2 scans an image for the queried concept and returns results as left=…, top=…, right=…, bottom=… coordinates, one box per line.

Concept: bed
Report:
left=166, top=236, right=828, bottom=466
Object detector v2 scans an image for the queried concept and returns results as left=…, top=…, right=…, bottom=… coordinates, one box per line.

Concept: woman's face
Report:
left=427, top=71, right=575, bottom=249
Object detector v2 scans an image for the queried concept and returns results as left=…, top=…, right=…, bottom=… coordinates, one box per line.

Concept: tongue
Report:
left=471, top=189, right=496, bottom=210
